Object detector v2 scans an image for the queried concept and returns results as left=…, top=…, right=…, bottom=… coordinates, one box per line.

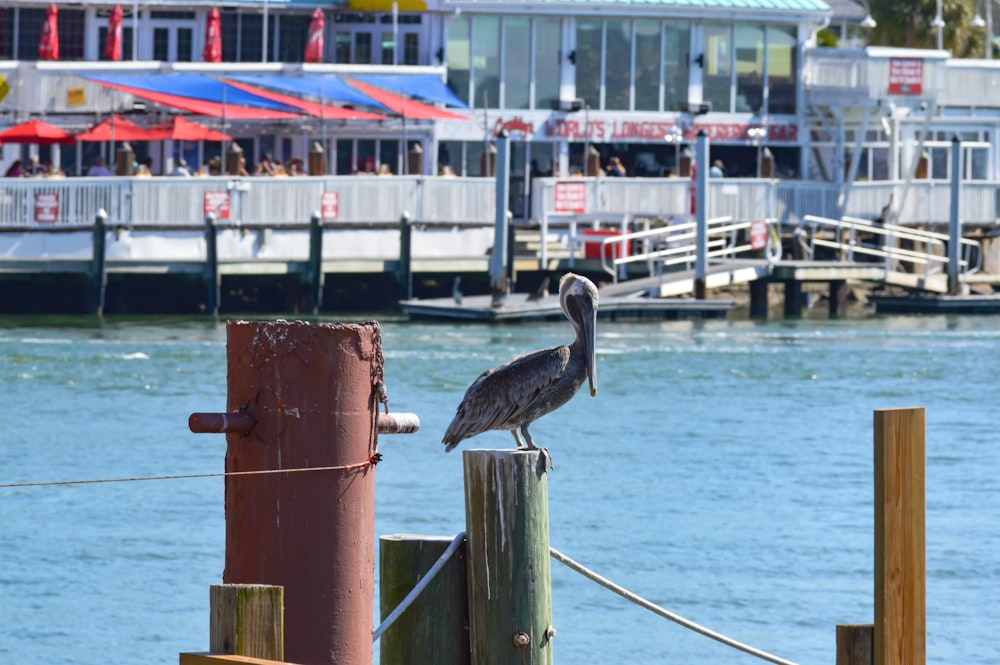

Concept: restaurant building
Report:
left=3, top=0, right=1000, bottom=223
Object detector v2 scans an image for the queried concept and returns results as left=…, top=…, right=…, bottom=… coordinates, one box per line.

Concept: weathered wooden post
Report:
left=204, top=212, right=220, bottom=315
left=306, top=210, right=324, bottom=313
left=222, top=321, right=383, bottom=665
left=874, top=407, right=926, bottom=665
left=90, top=208, right=107, bottom=316
left=379, top=535, right=470, bottom=665
left=464, top=450, right=553, bottom=665
left=694, top=130, right=709, bottom=300
left=210, top=584, right=284, bottom=660
left=490, top=131, right=511, bottom=302
left=947, top=136, right=962, bottom=296
left=836, top=623, right=873, bottom=665
left=749, top=278, right=768, bottom=318
left=397, top=212, right=412, bottom=301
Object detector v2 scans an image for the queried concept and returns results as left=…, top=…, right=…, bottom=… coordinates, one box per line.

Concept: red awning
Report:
left=91, top=80, right=302, bottom=120
left=75, top=115, right=151, bottom=142
left=0, top=119, right=75, bottom=145
left=145, top=116, right=232, bottom=141
left=346, top=79, right=469, bottom=121
left=224, top=80, right=385, bottom=120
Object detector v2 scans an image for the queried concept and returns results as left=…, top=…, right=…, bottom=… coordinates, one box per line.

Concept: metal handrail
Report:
left=801, top=214, right=982, bottom=279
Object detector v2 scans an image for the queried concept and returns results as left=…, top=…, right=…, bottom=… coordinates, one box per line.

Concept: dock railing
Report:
left=800, top=214, right=982, bottom=280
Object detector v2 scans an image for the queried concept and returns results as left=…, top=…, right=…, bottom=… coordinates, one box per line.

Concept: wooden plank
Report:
left=180, top=653, right=298, bottom=665
left=210, top=584, right=284, bottom=662
left=874, top=408, right=926, bottom=665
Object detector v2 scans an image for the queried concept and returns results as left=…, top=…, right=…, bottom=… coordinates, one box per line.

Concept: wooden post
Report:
left=694, top=130, right=709, bottom=300
left=204, top=213, right=220, bottom=316
left=397, top=212, right=412, bottom=301
left=749, top=278, right=768, bottom=319
left=783, top=280, right=802, bottom=317
left=224, top=321, right=381, bottom=665
left=837, top=623, right=873, bottom=665
left=463, top=450, right=553, bottom=665
left=210, top=584, right=284, bottom=661
left=90, top=208, right=107, bottom=316
left=829, top=279, right=848, bottom=318
left=874, top=407, right=926, bottom=665
left=306, top=210, right=324, bottom=314
left=379, top=535, right=470, bottom=665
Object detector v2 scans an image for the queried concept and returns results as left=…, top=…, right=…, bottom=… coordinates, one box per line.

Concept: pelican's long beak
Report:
left=582, top=302, right=597, bottom=397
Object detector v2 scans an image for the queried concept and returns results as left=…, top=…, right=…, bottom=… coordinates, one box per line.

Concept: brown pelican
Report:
left=442, top=273, right=598, bottom=467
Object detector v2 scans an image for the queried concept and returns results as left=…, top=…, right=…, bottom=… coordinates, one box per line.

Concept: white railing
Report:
left=800, top=214, right=982, bottom=279
left=0, top=175, right=496, bottom=227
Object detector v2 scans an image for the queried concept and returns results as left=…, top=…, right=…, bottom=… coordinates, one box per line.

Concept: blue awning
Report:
left=352, top=74, right=469, bottom=109
left=86, top=74, right=303, bottom=112
left=228, top=75, right=385, bottom=110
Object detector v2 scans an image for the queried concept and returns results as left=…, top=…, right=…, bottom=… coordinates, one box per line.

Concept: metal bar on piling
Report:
left=379, top=535, right=470, bottom=665
left=306, top=210, right=324, bottom=314
left=90, top=208, right=107, bottom=316
left=204, top=213, right=220, bottom=316
left=490, top=130, right=511, bottom=299
left=694, top=130, right=709, bottom=299
left=398, top=212, right=412, bottom=301
left=874, top=407, right=926, bottom=665
left=221, top=321, right=381, bottom=665
left=464, top=449, right=553, bottom=665
left=948, top=136, right=962, bottom=295
left=209, top=584, right=284, bottom=661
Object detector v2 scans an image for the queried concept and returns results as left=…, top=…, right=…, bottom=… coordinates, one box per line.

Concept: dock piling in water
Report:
left=90, top=208, right=107, bottom=316
left=209, top=583, right=284, bottom=661
left=204, top=213, right=219, bottom=315
left=306, top=210, right=324, bottom=313
left=463, top=449, right=553, bottom=665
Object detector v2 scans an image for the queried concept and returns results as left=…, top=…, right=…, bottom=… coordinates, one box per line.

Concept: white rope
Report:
left=550, top=547, right=804, bottom=665
left=372, top=531, right=467, bottom=643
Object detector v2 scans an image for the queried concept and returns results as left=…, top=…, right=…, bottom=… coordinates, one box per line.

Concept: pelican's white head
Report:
left=559, top=273, right=598, bottom=397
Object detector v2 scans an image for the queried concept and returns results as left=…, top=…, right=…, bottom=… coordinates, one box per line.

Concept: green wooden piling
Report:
left=397, top=212, right=412, bottom=301
left=204, top=212, right=219, bottom=315
left=90, top=208, right=107, bottom=316
left=463, top=449, right=553, bottom=665
left=306, top=210, right=324, bottom=313
left=379, top=535, right=470, bottom=665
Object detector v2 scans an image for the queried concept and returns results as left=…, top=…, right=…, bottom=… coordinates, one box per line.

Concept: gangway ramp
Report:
left=600, top=259, right=771, bottom=298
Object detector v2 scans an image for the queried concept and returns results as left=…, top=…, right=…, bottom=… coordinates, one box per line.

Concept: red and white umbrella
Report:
left=104, top=5, right=123, bottom=61
left=304, top=9, right=324, bottom=64
left=0, top=119, right=75, bottom=146
left=202, top=8, right=222, bottom=63
left=38, top=4, right=59, bottom=61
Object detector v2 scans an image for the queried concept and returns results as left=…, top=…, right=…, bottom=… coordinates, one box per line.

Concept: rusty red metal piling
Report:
left=204, top=320, right=384, bottom=665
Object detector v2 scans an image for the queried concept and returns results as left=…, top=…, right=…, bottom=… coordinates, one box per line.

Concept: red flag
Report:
left=304, top=8, right=324, bottom=63
left=38, top=4, right=59, bottom=61
left=104, top=5, right=123, bottom=61
left=203, top=8, right=222, bottom=63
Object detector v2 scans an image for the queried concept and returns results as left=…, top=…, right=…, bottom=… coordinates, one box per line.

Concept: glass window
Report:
left=767, top=25, right=797, bottom=115
left=402, top=32, right=418, bottom=65
left=357, top=139, right=376, bottom=174
left=605, top=20, right=630, bottom=110
left=735, top=25, right=764, bottom=113
left=238, top=15, right=267, bottom=62
left=504, top=17, right=530, bottom=110
left=473, top=16, right=500, bottom=108
left=703, top=24, right=732, bottom=114
left=98, top=25, right=135, bottom=61
left=447, top=15, right=471, bottom=106
left=279, top=15, right=309, bottom=63
left=153, top=28, right=169, bottom=61
left=534, top=17, right=560, bottom=110
left=58, top=8, right=85, bottom=60
left=335, top=32, right=351, bottom=63
left=379, top=139, right=399, bottom=175
left=381, top=30, right=395, bottom=64
left=17, top=8, right=43, bottom=60
left=177, top=27, right=193, bottom=62
left=575, top=19, right=602, bottom=110
left=336, top=139, right=353, bottom=175
left=355, top=32, right=372, bottom=64
left=664, top=22, right=689, bottom=111
left=634, top=20, right=660, bottom=111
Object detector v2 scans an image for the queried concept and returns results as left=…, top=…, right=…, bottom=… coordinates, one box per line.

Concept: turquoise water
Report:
left=1, top=315, right=998, bottom=664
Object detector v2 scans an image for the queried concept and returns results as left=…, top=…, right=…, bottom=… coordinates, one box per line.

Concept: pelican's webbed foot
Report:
left=520, top=425, right=553, bottom=471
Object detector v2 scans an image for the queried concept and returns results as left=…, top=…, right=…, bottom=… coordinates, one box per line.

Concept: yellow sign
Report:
left=348, top=0, right=426, bottom=11
left=0, top=75, right=9, bottom=104
left=67, top=88, right=86, bottom=107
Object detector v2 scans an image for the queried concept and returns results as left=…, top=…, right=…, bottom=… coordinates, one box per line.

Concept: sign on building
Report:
left=203, top=191, right=231, bottom=220
left=554, top=181, right=586, bottom=213
left=888, top=58, right=923, bottom=95
left=34, top=192, right=59, bottom=223
left=321, top=191, right=339, bottom=221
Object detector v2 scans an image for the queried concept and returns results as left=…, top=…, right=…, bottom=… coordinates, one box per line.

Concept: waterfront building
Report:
left=2, top=0, right=1000, bottom=226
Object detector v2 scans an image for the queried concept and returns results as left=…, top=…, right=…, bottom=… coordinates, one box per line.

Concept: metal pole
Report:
left=694, top=130, right=709, bottom=299
left=91, top=209, right=108, bottom=316
left=204, top=212, right=219, bottom=315
left=948, top=135, right=962, bottom=295
left=490, top=130, right=511, bottom=299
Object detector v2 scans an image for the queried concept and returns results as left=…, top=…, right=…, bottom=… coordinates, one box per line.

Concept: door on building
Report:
left=148, top=12, right=196, bottom=62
